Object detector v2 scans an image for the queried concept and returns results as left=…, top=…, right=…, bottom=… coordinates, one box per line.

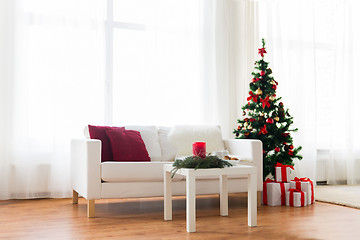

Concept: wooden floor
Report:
left=1, top=194, right=359, bottom=240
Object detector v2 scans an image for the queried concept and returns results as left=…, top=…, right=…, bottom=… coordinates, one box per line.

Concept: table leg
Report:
left=186, top=173, right=196, bottom=232
left=219, top=175, right=228, bottom=216
left=248, top=171, right=257, bottom=227
left=164, top=170, right=172, bottom=221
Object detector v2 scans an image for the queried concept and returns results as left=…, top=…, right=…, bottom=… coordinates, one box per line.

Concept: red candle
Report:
left=193, top=142, right=206, bottom=158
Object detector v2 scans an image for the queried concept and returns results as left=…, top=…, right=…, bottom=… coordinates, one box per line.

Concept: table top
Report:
left=163, top=164, right=256, bottom=177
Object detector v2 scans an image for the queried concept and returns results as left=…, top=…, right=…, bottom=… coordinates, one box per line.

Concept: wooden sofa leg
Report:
left=257, top=191, right=262, bottom=207
left=87, top=200, right=95, bottom=218
left=72, top=190, right=79, bottom=204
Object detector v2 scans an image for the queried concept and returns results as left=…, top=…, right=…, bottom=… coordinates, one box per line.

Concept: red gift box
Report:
left=286, top=189, right=307, bottom=207
left=262, top=178, right=290, bottom=206
left=275, top=162, right=294, bottom=182
left=290, top=177, right=315, bottom=204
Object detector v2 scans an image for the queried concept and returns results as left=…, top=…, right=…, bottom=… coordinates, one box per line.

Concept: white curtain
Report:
left=258, top=0, right=360, bottom=184
left=0, top=0, right=106, bottom=199
left=0, top=0, right=257, bottom=199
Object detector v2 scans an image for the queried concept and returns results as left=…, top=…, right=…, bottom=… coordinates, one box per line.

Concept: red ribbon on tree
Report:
left=258, top=47, right=267, bottom=57
left=293, top=177, right=315, bottom=204
left=258, top=124, right=268, bottom=135
left=275, top=162, right=294, bottom=182
left=260, top=96, right=270, bottom=109
left=289, top=189, right=305, bottom=207
left=247, top=91, right=258, bottom=102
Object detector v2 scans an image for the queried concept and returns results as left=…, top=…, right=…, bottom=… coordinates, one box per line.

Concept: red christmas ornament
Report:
left=253, top=77, right=260, bottom=83
left=289, top=145, right=294, bottom=149
left=283, top=142, right=287, bottom=145
left=272, top=85, right=277, bottom=90
left=279, top=102, right=284, bottom=106
left=275, top=147, right=280, bottom=153
left=250, top=118, right=256, bottom=122
left=260, top=70, right=265, bottom=76
left=244, top=118, right=249, bottom=122
left=237, top=125, right=241, bottom=130
left=266, top=118, right=274, bottom=124
left=258, top=47, right=267, bottom=57
left=282, top=133, right=290, bottom=137
left=288, top=150, right=294, bottom=156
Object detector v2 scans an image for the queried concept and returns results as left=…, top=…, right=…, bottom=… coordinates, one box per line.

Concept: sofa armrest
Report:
left=224, top=139, right=263, bottom=191
left=71, top=139, right=102, bottom=200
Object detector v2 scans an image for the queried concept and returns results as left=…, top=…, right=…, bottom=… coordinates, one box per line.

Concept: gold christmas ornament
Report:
left=244, top=122, right=249, bottom=127
left=270, top=80, right=276, bottom=85
left=255, top=88, right=263, bottom=95
left=269, top=95, right=275, bottom=101
left=248, top=125, right=253, bottom=130
left=259, top=112, right=264, bottom=116
left=274, top=116, right=280, bottom=122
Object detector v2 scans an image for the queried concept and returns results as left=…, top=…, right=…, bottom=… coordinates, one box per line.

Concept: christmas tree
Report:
left=233, top=39, right=302, bottom=180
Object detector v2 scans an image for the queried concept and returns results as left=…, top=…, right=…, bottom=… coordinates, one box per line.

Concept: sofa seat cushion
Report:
left=101, top=162, right=184, bottom=182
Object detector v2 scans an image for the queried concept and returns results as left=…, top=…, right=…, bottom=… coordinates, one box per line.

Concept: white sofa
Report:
left=71, top=125, right=263, bottom=217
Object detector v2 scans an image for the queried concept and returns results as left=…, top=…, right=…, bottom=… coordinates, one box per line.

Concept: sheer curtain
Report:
left=258, top=0, right=360, bottom=184
left=0, top=0, right=106, bottom=199
left=0, top=0, right=256, bottom=199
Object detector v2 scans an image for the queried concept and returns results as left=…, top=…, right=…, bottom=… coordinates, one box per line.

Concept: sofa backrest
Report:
left=84, top=125, right=226, bottom=162
left=84, top=125, right=163, bottom=162
left=158, top=127, right=177, bottom=162
left=167, top=125, right=225, bottom=158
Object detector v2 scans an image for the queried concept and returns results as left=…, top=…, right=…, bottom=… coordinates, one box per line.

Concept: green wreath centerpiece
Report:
left=171, top=155, right=233, bottom=178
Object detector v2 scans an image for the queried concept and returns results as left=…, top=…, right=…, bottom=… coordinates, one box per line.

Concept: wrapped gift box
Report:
left=290, top=177, right=315, bottom=204
left=262, top=180, right=290, bottom=206
left=275, top=163, right=294, bottom=182
left=286, top=189, right=307, bottom=207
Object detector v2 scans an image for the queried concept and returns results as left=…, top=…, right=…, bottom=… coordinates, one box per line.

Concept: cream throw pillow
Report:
left=168, top=125, right=225, bottom=158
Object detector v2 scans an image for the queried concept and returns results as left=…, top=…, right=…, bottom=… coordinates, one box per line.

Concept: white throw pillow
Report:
left=125, top=125, right=162, bottom=162
left=158, top=127, right=177, bottom=161
left=167, top=125, right=225, bottom=158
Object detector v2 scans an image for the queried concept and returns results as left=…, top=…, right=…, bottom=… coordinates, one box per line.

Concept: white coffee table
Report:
left=163, top=164, right=257, bottom=232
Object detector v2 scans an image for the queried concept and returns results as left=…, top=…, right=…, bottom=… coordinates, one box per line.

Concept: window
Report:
left=106, top=0, right=205, bottom=126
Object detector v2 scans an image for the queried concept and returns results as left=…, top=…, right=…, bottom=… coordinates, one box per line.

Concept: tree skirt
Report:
left=315, top=185, right=360, bottom=209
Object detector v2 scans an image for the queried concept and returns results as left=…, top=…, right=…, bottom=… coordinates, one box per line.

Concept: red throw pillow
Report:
left=88, top=125, right=125, bottom=162
left=105, top=128, right=151, bottom=162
